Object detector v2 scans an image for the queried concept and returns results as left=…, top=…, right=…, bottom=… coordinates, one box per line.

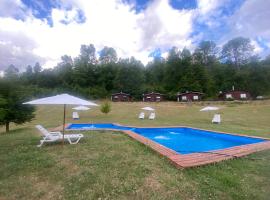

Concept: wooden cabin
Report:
left=177, top=91, right=203, bottom=102
left=143, top=92, right=164, bottom=102
left=218, top=90, right=251, bottom=100
left=111, top=92, right=132, bottom=102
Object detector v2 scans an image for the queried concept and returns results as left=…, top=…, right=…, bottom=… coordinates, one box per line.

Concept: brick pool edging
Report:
left=120, top=129, right=270, bottom=168
left=53, top=123, right=270, bottom=168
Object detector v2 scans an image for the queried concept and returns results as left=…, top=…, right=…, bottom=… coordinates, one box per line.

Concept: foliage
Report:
left=0, top=79, right=35, bottom=132
left=221, top=37, right=254, bottom=69
left=1, top=37, right=270, bottom=100
left=193, top=40, right=218, bottom=65
left=100, top=101, right=111, bottom=114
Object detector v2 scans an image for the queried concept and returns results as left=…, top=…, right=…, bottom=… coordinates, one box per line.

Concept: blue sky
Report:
left=0, top=0, right=269, bottom=70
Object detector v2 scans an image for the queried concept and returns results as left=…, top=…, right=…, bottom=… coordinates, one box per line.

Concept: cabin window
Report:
left=193, top=95, right=199, bottom=100
left=240, top=93, right=247, bottom=98
left=114, top=96, right=118, bottom=98
left=182, top=96, right=187, bottom=100
left=147, top=96, right=151, bottom=99
left=226, top=94, right=232, bottom=99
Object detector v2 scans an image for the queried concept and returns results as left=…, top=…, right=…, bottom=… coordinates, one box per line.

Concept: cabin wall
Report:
left=177, top=93, right=202, bottom=101
left=143, top=94, right=163, bottom=102
left=220, top=91, right=251, bottom=100
left=111, top=94, right=131, bottom=102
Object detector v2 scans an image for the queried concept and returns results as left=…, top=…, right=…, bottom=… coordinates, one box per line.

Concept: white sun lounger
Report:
left=35, top=125, right=84, bottom=147
left=139, top=112, right=145, bottom=119
left=72, top=112, right=79, bottom=119
left=212, top=114, right=221, bottom=124
left=149, top=112, right=156, bottom=120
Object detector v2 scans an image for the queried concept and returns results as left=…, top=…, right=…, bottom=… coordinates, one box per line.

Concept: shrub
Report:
left=100, top=101, right=111, bottom=114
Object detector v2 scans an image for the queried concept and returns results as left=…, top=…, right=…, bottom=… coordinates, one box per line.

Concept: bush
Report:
left=100, top=101, right=111, bottom=114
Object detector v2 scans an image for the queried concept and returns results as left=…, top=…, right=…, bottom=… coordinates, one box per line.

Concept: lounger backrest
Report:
left=73, top=112, right=79, bottom=119
left=139, top=112, right=145, bottom=119
left=212, top=114, right=221, bottom=123
left=149, top=112, right=155, bottom=119
left=35, top=125, right=50, bottom=137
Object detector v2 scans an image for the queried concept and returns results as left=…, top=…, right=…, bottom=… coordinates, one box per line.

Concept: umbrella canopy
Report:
left=72, top=105, right=90, bottom=111
left=23, top=93, right=98, bottom=145
left=24, top=94, right=98, bottom=106
left=200, top=106, right=219, bottom=111
left=141, top=106, right=155, bottom=111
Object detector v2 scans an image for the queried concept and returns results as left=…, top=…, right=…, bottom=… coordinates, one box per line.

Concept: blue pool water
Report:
left=67, top=123, right=266, bottom=154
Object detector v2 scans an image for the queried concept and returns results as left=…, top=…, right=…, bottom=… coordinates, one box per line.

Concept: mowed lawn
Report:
left=0, top=101, right=270, bottom=199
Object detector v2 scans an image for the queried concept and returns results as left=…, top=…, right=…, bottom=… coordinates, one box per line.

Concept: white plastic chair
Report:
left=149, top=112, right=156, bottom=120
left=212, top=114, right=221, bottom=124
left=35, top=125, right=84, bottom=147
left=139, top=112, right=145, bottom=119
left=72, top=112, right=79, bottom=119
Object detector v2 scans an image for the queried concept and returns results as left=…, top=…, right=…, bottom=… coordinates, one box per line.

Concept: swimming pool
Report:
left=67, top=123, right=266, bottom=155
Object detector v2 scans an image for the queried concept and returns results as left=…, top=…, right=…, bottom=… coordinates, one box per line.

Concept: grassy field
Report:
left=0, top=101, right=270, bottom=199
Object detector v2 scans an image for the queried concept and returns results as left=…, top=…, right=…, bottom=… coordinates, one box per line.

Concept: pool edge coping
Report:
left=54, top=123, right=270, bottom=168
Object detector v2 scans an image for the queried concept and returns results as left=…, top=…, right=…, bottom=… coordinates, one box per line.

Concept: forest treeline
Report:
left=1, top=37, right=270, bottom=100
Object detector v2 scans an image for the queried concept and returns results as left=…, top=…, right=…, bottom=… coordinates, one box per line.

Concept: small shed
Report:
left=143, top=92, right=164, bottom=102
left=111, top=92, right=132, bottom=102
left=218, top=90, right=251, bottom=100
left=177, top=91, right=204, bottom=102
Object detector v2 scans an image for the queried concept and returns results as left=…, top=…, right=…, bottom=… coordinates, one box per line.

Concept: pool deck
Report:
left=53, top=124, right=270, bottom=168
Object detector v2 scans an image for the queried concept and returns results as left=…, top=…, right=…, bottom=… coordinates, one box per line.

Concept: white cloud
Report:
left=137, top=0, right=194, bottom=51
left=226, top=0, right=270, bottom=44
left=0, top=0, right=196, bottom=70
left=0, top=0, right=28, bottom=18
left=251, top=40, right=263, bottom=54
left=197, top=0, right=223, bottom=15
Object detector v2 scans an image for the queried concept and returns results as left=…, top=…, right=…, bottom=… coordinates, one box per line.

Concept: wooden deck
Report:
left=122, top=130, right=270, bottom=168
left=54, top=124, right=270, bottom=168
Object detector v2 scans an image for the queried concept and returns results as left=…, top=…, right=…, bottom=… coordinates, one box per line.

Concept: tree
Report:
left=80, top=44, right=97, bottom=64
left=33, top=62, right=42, bottom=73
left=221, top=37, right=254, bottom=69
left=262, top=54, right=270, bottom=65
left=99, top=47, right=118, bottom=64
left=60, top=55, right=73, bottom=65
left=193, top=41, right=218, bottom=65
left=167, top=46, right=180, bottom=61
left=180, top=47, right=192, bottom=62
left=0, top=80, right=35, bottom=132
left=4, top=64, right=19, bottom=79
left=114, top=57, right=145, bottom=98
left=100, top=101, right=111, bottom=114
left=25, top=65, right=33, bottom=74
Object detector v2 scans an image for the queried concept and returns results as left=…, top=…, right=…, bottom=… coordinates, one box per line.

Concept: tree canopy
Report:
left=221, top=37, right=254, bottom=69
left=1, top=37, right=270, bottom=102
left=0, top=80, right=35, bottom=132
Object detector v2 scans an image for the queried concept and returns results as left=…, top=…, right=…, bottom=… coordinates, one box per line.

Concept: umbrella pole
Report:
left=62, top=104, right=66, bottom=145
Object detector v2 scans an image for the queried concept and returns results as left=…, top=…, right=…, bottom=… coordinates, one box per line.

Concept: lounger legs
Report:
left=67, top=137, right=82, bottom=144
left=37, top=137, right=82, bottom=147
left=37, top=140, right=45, bottom=147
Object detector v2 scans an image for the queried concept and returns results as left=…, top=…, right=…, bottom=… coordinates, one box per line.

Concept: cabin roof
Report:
left=223, top=90, right=250, bottom=93
left=111, top=92, right=131, bottom=96
left=143, top=92, right=164, bottom=96
left=177, top=91, right=204, bottom=96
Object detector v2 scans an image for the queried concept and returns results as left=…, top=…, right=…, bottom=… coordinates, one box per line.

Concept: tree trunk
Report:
left=5, top=122, right=9, bottom=132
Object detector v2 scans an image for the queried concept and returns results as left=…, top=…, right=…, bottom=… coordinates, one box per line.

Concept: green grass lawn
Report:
left=0, top=101, right=270, bottom=199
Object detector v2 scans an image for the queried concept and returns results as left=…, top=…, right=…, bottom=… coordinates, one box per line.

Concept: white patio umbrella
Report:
left=23, top=94, right=98, bottom=145
left=72, top=105, right=90, bottom=111
left=200, top=106, right=219, bottom=111
left=141, top=106, right=155, bottom=111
